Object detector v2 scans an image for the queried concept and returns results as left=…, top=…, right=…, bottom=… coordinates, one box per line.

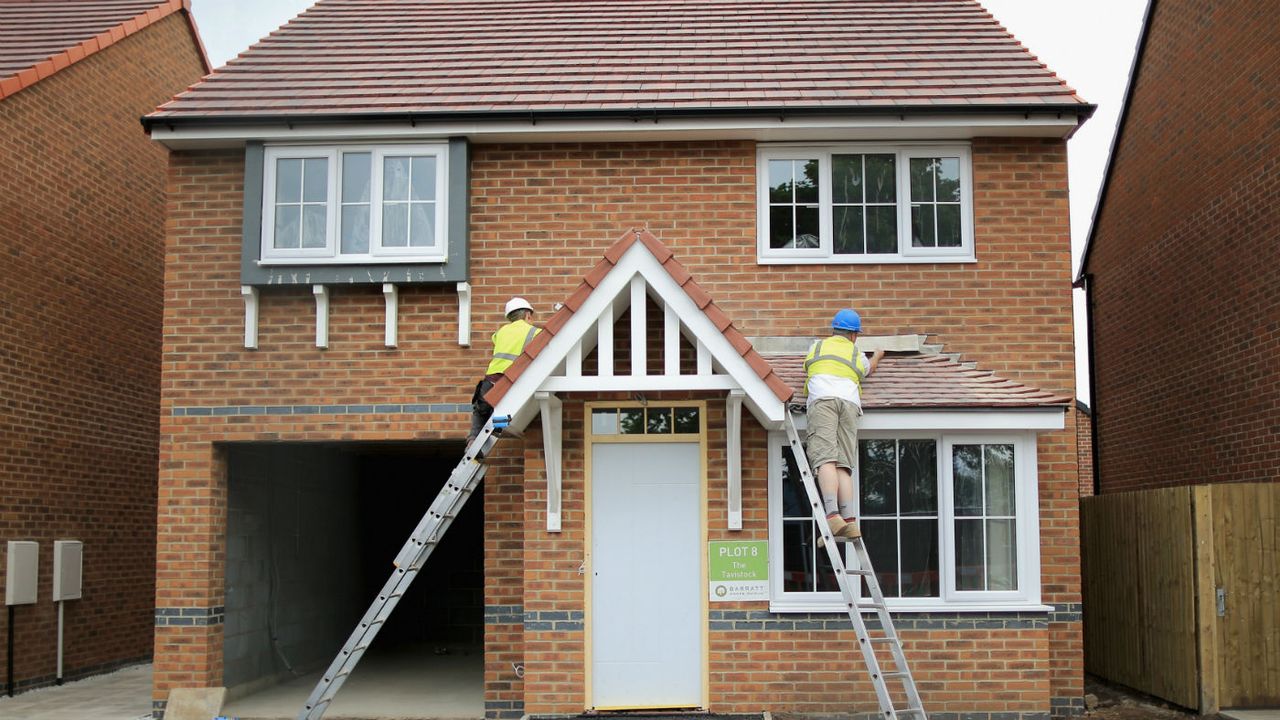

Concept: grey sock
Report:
left=823, top=494, right=840, bottom=516
left=839, top=500, right=857, bottom=520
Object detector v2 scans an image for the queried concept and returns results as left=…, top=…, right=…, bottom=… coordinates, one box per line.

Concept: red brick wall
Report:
left=1086, top=0, right=1280, bottom=493
left=1077, top=404, right=1093, bottom=497
left=0, top=13, right=205, bottom=693
left=155, top=136, right=1081, bottom=715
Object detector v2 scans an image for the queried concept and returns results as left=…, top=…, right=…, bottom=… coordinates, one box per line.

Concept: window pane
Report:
left=865, top=154, right=896, bottom=204
left=342, top=152, right=371, bottom=203
left=955, top=518, right=984, bottom=591
left=795, top=205, right=819, bottom=249
left=862, top=519, right=898, bottom=598
left=911, top=204, right=936, bottom=247
left=984, top=444, right=1016, bottom=515
left=591, top=409, right=618, bottom=435
left=381, top=203, right=408, bottom=247
left=646, top=407, right=672, bottom=434
left=900, top=519, right=939, bottom=597
left=275, top=159, right=302, bottom=203
left=619, top=408, right=644, bottom=434
left=409, top=203, right=435, bottom=247
left=936, top=204, right=962, bottom=247
left=859, top=439, right=897, bottom=516
left=832, top=154, right=863, bottom=204
left=769, top=206, right=794, bottom=249
left=953, top=444, right=983, bottom=516
left=783, top=521, right=816, bottom=592
left=833, top=206, right=864, bottom=255
left=673, top=407, right=699, bottom=434
left=340, top=204, right=369, bottom=254
left=815, top=534, right=839, bottom=591
left=410, top=156, right=437, bottom=201
left=781, top=447, right=810, bottom=517
left=301, top=205, right=327, bottom=248
left=899, top=440, right=937, bottom=516
left=768, top=160, right=793, bottom=203
left=795, top=160, right=819, bottom=203
left=909, top=158, right=934, bottom=202
left=987, top=519, right=1017, bottom=591
left=302, top=158, right=328, bottom=203
left=273, top=205, right=300, bottom=249
left=936, top=157, right=961, bottom=202
left=866, top=205, right=898, bottom=254
left=383, top=156, right=411, bottom=201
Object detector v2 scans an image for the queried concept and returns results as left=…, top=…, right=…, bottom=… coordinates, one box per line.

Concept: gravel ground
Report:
left=1086, top=675, right=1210, bottom=720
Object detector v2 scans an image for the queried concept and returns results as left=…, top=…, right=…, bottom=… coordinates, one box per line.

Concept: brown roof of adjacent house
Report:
left=146, top=0, right=1089, bottom=123
left=0, top=0, right=209, bottom=101
left=768, top=351, right=1071, bottom=409
left=484, top=228, right=797, bottom=407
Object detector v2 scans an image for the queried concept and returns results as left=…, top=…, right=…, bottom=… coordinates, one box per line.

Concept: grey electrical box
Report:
left=5, top=541, right=38, bottom=606
left=53, top=540, right=83, bottom=601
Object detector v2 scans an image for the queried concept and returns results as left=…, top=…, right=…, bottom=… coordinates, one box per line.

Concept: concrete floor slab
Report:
left=0, top=664, right=152, bottom=720
left=1221, top=711, right=1280, bottom=720
left=223, top=646, right=483, bottom=720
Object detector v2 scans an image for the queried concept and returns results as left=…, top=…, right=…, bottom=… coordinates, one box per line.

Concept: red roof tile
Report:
left=0, top=0, right=208, bottom=101
left=147, top=0, right=1088, bottom=122
left=485, top=228, right=795, bottom=407
left=768, top=351, right=1071, bottom=409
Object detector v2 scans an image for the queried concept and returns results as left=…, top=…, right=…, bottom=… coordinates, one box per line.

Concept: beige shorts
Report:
left=806, top=397, right=862, bottom=472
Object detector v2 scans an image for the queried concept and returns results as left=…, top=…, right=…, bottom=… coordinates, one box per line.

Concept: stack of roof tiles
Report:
left=147, top=0, right=1087, bottom=121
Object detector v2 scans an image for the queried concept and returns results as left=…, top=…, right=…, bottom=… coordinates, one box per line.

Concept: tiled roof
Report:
left=768, top=351, right=1071, bottom=409
left=0, top=0, right=207, bottom=101
left=147, top=0, right=1088, bottom=122
left=485, top=228, right=795, bottom=407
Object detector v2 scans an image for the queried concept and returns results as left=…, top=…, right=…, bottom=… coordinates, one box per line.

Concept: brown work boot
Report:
left=817, top=514, right=846, bottom=548
left=837, top=518, right=862, bottom=539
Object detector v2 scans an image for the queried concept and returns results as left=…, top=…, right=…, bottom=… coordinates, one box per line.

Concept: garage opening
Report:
left=219, top=441, right=483, bottom=719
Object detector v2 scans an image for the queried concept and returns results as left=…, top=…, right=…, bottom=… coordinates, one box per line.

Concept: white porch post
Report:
left=537, top=391, right=563, bottom=532
left=457, top=281, right=472, bottom=347
left=240, top=285, right=259, bottom=350
left=726, top=390, right=744, bottom=530
left=313, top=284, right=329, bottom=349
left=383, top=283, right=398, bottom=348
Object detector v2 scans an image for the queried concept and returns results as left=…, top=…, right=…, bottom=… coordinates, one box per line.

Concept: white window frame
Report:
left=766, top=428, right=1043, bottom=613
left=756, top=143, right=976, bottom=265
left=260, top=143, right=449, bottom=265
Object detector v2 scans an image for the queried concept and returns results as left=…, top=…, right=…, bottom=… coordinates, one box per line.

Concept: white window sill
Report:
left=768, top=600, right=1053, bottom=614
left=258, top=255, right=446, bottom=266
left=757, top=254, right=977, bottom=265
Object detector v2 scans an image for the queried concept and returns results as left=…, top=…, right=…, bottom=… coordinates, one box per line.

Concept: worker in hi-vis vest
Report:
left=468, top=297, right=542, bottom=443
left=804, top=308, right=884, bottom=541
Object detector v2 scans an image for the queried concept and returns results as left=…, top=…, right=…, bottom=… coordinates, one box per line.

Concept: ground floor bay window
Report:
left=766, top=428, right=1044, bottom=612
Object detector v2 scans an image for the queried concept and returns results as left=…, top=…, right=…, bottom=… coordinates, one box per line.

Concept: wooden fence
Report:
left=1081, top=482, right=1280, bottom=712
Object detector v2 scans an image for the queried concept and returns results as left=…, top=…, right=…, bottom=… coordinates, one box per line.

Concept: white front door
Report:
left=590, top=441, right=702, bottom=709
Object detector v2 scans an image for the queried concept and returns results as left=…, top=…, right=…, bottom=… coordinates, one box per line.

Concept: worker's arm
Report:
left=868, top=349, right=885, bottom=376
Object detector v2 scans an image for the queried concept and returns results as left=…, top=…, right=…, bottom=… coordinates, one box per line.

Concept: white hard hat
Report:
left=504, top=297, right=534, bottom=317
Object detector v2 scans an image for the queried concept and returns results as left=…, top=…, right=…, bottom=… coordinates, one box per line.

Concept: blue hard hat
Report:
left=832, top=308, right=862, bottom=332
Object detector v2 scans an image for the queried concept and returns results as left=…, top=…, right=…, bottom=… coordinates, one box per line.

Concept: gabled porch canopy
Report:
left=487, top=228, right=793, bottom=532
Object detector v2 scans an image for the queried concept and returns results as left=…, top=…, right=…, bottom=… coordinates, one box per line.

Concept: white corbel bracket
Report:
left=383, top=283, right=398, bottom=348
left=536, top=391, right=563, bottom=532
left=727, top=390, right=745, bottom=530
left=313, top=285, right=329, bottom=349
left=240, top=286, right=259, bottom=350
left=457, top=282, right=472, bottom=347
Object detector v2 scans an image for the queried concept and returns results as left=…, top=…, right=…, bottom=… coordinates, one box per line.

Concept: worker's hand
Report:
left=869, top=349, right=885, bottom=375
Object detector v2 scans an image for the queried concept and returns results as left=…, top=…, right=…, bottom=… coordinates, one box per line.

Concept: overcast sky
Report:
left=188, top=0, right=1150, bottom=402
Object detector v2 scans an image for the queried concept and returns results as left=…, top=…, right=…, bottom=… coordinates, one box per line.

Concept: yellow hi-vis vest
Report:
left=485, top=319, right=541, bottom=375
left=803, top=335, right=869, bottom=394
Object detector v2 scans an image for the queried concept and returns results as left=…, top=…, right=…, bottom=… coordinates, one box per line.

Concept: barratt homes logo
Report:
left=714, top=584, right=728, bottom=598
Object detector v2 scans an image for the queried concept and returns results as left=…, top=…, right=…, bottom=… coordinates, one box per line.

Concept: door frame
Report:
left=583, top=400, right=709, bottom=711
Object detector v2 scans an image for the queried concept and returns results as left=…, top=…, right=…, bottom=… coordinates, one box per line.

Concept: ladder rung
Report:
left=868, top=636, right=900, bottom=644
left=882, top=671, right=911, bottom=679
left=892, top=709, right=926, bottom=717
left=843, top=567, right=874, bottom=575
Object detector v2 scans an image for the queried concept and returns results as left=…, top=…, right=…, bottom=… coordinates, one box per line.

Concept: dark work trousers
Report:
left=467, top=373, right=504, bottom=443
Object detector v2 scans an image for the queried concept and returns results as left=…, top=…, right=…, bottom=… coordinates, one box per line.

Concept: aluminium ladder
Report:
left=297, top=416, right=513, bottom=720
left=783, top=409, right=928, bottom=720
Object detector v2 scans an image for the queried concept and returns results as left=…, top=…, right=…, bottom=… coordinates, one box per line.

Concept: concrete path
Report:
left=0, top=664, right=152, bottom=720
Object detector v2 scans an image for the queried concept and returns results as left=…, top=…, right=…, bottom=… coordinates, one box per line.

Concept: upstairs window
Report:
left=261, top=144, right=448, bottom=264
left=757, top=145, right=974, bottom=264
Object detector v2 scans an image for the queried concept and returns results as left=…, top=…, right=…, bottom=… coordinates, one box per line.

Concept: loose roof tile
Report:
left=0, top=0, right=209, bottom=101
left=146, top=0, right=1088, bottom=122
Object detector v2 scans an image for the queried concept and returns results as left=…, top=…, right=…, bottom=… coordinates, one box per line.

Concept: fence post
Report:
left=1192, top=484, right=1218, bottom=715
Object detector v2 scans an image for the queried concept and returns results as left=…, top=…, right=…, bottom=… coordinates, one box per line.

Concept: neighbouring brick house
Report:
left=0, top=0, right=208, bottom=695
left=142, top=1, right=1093, bottom=719
left=1077, top=0, right=1277, bottom=711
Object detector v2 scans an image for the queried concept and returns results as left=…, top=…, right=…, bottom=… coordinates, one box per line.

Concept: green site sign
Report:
left=708, top=540, right=768, bottom=602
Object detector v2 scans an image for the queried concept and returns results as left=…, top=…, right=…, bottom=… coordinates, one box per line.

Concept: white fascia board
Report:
left=149, top=114, right=1081, bottom=150
left=491, top=242, right=785, bottom=428
left=856, top=409, right=1066, bottom=432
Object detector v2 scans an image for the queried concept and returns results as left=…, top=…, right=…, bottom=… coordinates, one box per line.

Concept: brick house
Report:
left=1077, top=0, right=1277, bottom=711
left=0, top=0, right=207, bottom=695
left=142, top=1, right=1092, bottom=718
